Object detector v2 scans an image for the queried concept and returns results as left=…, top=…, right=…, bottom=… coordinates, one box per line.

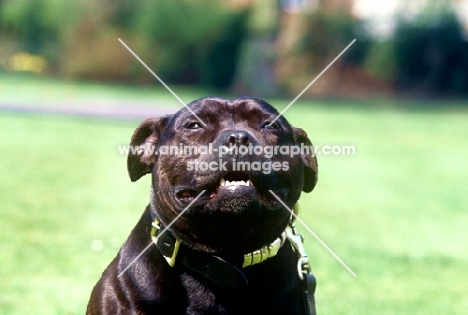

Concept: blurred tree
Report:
left=393, top=3, right=468, bottom=95
left=0, top=0, right=250, bottom=89
left=1, top=0, right=50, bottom=53
left=0, top=0, right=78, bottom=66
left=233, top=0, right=279, bottom=96
left=299, top=11, right=364, bottom=66
left=133, top=0, right=249, bottom=89
left=276, top=6, right=372, bottom=97
left=200, top=11, right=250, bottom=88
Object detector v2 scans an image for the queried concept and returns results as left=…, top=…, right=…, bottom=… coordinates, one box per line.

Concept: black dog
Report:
left=87, top=97, right=318, bottom=315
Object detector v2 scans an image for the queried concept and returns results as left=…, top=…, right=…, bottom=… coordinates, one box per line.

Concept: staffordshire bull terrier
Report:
left=87, top=97, right=318, bottom=315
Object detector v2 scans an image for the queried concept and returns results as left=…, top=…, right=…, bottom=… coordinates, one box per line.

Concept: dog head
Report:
left=127, top=97, right=317, bottom=254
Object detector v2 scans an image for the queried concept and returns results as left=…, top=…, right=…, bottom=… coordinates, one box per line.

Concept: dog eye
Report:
left=262, top=122, right=280, bottom=130
left=186, top=122, right=202, bottom=130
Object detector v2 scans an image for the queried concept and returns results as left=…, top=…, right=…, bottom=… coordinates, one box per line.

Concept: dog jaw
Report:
left=172, top=170, right=286, bottom=213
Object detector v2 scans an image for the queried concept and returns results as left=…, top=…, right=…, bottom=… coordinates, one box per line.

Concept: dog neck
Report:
left=148, top=203, right=298, bottom=288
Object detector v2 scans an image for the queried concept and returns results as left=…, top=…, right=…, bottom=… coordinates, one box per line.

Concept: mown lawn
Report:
left=0, top=84, right=467, bottom=314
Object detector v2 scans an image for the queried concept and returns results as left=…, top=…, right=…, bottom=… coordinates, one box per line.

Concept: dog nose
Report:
left=223, top=130, right=251, bottom=146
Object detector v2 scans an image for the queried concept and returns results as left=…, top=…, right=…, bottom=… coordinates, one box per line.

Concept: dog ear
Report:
left=127, top=116, right=170, bottom=182
left=293, top=127, right=318, bottom=192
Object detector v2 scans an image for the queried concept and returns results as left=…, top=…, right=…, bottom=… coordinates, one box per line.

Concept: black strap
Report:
left=302, top=273, right=317, bottom=315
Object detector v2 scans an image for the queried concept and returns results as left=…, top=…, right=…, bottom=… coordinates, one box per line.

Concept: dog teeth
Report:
left=220, top=178, right=253, bottom=187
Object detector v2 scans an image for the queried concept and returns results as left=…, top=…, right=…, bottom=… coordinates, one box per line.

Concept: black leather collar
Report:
left=149, top=207, right=286, bottom=288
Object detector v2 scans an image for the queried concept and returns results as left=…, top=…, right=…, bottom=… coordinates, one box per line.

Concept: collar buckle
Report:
left=151, top=218, right=181, bottom=267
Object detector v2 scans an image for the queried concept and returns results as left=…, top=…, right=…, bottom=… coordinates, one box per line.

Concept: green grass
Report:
left=0, top=113, right=149, bottom=314
left=284, top=102, right=468, bottom=314
left=0, top=79, right=467, bottom=314
left=0, top=72, right=221, bottom=109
